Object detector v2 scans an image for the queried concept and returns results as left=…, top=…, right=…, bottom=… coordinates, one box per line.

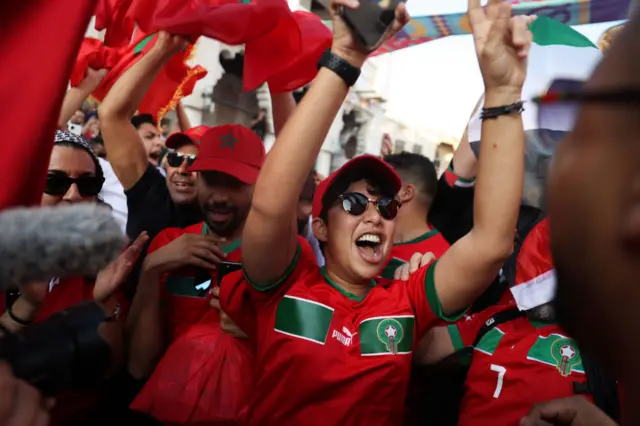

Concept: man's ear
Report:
left=398, top=184, right=415, bottom=204
left=312, top=217, right=328, bottom=243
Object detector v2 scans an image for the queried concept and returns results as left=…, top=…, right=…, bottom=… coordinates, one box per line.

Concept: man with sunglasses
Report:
left=544, top=9, right=640, bottom=425
left=126, top=124, right=265, bottom=379
left=162, top=125, right=209, bottom=205
left=99, top=34, right=205, bottom=242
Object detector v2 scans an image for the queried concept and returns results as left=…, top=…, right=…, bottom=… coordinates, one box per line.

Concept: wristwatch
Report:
left=317, top=49, right=361, bottom=87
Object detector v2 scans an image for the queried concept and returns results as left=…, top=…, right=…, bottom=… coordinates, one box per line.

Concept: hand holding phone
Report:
left=340, top=0, right=407, bottom=52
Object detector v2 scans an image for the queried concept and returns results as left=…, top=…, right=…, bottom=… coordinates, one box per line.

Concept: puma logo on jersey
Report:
left=332, top=329, right=354, bottom=347
left=342, top=327, right=357, bottom=338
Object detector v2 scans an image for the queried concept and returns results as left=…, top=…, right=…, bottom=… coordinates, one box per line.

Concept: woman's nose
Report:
left=63, top=183, right=84, bottom=202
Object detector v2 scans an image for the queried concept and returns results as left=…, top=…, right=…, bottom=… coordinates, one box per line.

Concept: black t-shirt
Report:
left=427, top=160, right=545, bottom=313
left=125, top=164, right=203, bottom=239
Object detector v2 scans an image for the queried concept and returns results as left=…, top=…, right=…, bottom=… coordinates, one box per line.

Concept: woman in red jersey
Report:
left=220, top=0, right=532, bottom=424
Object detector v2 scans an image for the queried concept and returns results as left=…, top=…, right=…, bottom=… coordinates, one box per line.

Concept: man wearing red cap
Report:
left=126, top=123, right=266, bottom=379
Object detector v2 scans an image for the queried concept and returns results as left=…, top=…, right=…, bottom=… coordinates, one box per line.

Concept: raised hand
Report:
left=153, top=31, right=189, bottom=57
left=85, top=68, right=108, bottom=86
left=329, top=0, right=410, bottom=66
left=145, top=233, right=229, bottom=274
left=468, top=0, right=534, bottom=91
left=94, top=231, right=149, bottom=304
left=394, top=252, right=436, bottom=281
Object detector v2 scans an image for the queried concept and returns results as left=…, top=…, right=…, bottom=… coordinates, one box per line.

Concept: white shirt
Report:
left=98, top=158, right=128, bottom=234
left=303, top=216, right=325, bottom=267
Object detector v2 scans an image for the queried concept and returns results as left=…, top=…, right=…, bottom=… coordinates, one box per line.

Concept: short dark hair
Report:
left=320, top=166, right=397, bottom=221
left=131, top=113, right=156, bottom=129
left=384, top=152, right=438, bottom=206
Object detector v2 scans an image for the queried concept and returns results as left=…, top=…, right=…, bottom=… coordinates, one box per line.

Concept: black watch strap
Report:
left=317, top=49, right=361, bottom=87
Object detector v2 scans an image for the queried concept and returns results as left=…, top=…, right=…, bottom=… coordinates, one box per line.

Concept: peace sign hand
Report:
left=468, top=0, right=535, bottom=92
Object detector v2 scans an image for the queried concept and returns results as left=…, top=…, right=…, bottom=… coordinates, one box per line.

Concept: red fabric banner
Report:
left=93, top=0, right=331, bottom=93
left=71, top=32, right=208, bottom=122
left=0, top=0, right=98, bottom=210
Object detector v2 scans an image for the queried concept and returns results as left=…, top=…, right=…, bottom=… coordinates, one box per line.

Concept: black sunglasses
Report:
left=44, top=173, right=104, bottom=196
left=532, top=79, right=640, bottom=147
left=166, top=151, right=196, bottom=168
left=338, top=192, right=401, bottom=220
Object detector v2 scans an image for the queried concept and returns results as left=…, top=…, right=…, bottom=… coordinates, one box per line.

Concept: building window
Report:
left=412, top=144, right=423, bottom=155
left=394, top=140, right=406, bottom=153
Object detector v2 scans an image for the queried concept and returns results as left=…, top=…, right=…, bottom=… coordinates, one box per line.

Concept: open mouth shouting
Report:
left=355, top=232, right=384, bottom=264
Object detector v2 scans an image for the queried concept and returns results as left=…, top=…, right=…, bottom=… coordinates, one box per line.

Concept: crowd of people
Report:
left=1, top=0, right=639, bottom=425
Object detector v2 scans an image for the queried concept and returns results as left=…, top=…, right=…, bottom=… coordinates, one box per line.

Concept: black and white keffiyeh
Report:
left=54, top=130, right=103, bottom=178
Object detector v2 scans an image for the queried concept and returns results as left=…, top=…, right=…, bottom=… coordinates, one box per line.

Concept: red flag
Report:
left=71, top=32, right=208, bottom=122
left=127, top=0, right=323, bottom=91
left=94, top=0, right=136, bottom=47
left=129, top=0, right=294, bottom=44
left=130, top=310, right=255, bottom=425
left=0, top=0, right=98, bottom=210
left=252, top=11, right=332, bottom=93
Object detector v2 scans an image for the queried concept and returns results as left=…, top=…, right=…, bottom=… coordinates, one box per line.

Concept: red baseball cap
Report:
left=188, top=124, right=265, bottom=184
left=311, top=154, right=402, bottom=218
left=165, top=125, right=210, bottom=149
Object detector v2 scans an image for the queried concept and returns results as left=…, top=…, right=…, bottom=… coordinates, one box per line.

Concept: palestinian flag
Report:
left=467, top=17, right=602, bottom=210
left=508, top=218, right=556, bottom=311
left=70, top=31, right=207, bottom=122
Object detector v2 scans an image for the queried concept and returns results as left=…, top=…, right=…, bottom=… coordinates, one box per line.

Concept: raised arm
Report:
left=175, top=101, right=192, bottom=132
left=451, top=96, right=484, bottom=179
left=242, top=0, right=409, bottom=285
left=270, top=91, right=296, bottom=137
left=58, top=69, right=107, bottom=129
left=98, top=32, right=187, bottom=190
left=434, top=0, right=533, bottom=315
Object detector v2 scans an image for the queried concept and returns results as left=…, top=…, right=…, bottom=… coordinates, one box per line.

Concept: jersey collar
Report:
left=320, top=267, right=376, bottom=302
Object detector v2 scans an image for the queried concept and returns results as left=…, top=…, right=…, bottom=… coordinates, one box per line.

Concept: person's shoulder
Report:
left=125, top=162, right=165, bottom=196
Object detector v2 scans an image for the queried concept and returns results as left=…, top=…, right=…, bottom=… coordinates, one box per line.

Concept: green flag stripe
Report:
left=530, top=17, right=597, bottom=48
left=274, top=295, right=334, bottom=344
left=359, top=315, right=415, bottom=355
left=473, top=327, right=504, bottom=355
left=134, top=34, right=157, bottom=56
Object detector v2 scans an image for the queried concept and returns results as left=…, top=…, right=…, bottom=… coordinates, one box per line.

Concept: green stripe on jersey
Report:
left=527, top=334, right=584, bottom=376
left=474, top=327, right=504, bottom=355
left=165, top=275, right=207, bottom=298
left=359, top=316, right=414, bottom=356
left=274, top=295, right=334, bottom=344
left=379, top=257, right=405, bottom=280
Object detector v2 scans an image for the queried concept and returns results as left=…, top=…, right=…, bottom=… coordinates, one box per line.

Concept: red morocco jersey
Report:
left=220, top=244, right=462, bottom=426
left=379, top=228, right=450, bottom=279
left=148, top=222, right=241, bottom=341
left=449, top=305, right=593, bottom=426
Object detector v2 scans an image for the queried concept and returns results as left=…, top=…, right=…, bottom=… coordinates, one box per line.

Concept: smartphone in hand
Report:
left=340, top=0, right=406, bottom=52
left=216, top=261, right=242, bottom=286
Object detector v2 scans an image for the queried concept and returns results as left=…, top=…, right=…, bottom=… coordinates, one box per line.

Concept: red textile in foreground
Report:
left=130, top=310, right=255, bottom=425
left=94, top=0, right=135, bottom=47
left=248, top=10, right=332, bottom=93
left=0, top=0, right=97, bottom=210
left=124, top=0, right=330, bottom=91
left=71, top=32, right=207, bottom=122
